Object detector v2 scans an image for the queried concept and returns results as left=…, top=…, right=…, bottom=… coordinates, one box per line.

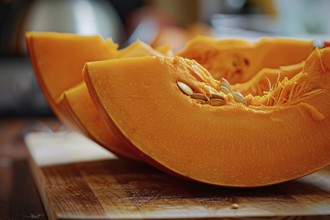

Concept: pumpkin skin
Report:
left=177, top=36, right=315, bottom=84
left=83, top=48, right=330, bottom=187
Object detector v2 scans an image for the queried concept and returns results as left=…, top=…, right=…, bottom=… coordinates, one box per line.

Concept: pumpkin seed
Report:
left=191, top=93, right=208, bottom=101
left=219, top=85, right=231, bottom=94
left=220, top=78, right=232, bottom=92
left=231, top=203, right=239, bottom=209
left=232, top=91, right=247, bottom=105
left=207, top=98, right=226, bottom=106
left=177, top=81, right=193, bottom=96
left=210, top=92, right=225, bottom=100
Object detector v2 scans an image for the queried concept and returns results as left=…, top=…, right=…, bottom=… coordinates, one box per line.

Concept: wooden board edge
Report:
left=26, top=149, right=59, bottom=220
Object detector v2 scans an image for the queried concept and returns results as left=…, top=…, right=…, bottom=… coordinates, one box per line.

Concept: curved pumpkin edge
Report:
left=61, top=83, right=143, bottom=162
left=82, top=65, right=147, bottom=161
left=25, top=33, right=81, bottom=131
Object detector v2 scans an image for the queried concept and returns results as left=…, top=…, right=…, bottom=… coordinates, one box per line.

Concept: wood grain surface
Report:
left=25, top=131, right=330, bottom=220
left=0, top=118, right=62, bottom=220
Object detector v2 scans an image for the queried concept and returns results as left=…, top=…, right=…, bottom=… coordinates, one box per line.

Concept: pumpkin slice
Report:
left=57, top=39, right=169, bottom=160
left=60, top=83, right=141, bottom=160
left=26, top=32, right=118, bottom=130
left=26, top=32, right=142, bottom=160
left=177, top=36, right=316, bottom=84
left=117, top=40, right=167, bottom=58
left=84, top=48, right=330, bottom=187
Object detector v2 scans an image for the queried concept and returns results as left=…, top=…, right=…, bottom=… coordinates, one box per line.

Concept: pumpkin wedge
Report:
left=84, top=48, right=330, bottom=187
left=117, top=40, right=169, bottom=58
left=26, top=32, right=118, bottom=130
left=177, top=36, right=316, bottom=84
left=60, top=83, right=141, bottom=160
left=58, top=40, right=169, bottom=160
left=26, top=32, right=141, bottom=160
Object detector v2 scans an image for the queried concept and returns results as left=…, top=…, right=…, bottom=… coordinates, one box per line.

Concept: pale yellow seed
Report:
left=208, top=98, right=226, bottom=106
left=219, top=85, right=231, bottom=94
left=231, top=203, right=239, bottom=209
left=177, top=81, right=193, bottom=96
left=232, top=91, right=247, bottom=105
left=210, top=92, right=225, bottom=100
left=220, top=78, right=232, bottom=92
left=191, top=93, right=208, bottom=101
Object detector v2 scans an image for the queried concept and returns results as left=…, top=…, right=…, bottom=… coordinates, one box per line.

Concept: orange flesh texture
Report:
left=25, top=32, right=118, bottom=130
left=61, top=83, right=141, bottom=160
left=177, top=36, right=314, bottom=84
left=59, top=40, right=168, bottom=160
left=116, top=41, right=166, bottom=58
left=26, top=32, right=141, bottom=160
left=84, top=48, right=330, bottom=187
left=155, top=45, right=174, bottom=56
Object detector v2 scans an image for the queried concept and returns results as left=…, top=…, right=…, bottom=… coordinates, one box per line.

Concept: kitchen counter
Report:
left=0, top=118, right=60, bottom=220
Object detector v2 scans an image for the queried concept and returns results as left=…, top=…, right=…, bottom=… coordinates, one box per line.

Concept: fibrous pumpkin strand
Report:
left=177, top=52, right=323, bottom=108
left=251, top=68, right=324, bottom=107
left=174, top=55, right=325, bottom=108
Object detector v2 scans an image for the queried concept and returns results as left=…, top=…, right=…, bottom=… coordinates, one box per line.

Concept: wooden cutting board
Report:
left=25, top=131, right=330, bottom=220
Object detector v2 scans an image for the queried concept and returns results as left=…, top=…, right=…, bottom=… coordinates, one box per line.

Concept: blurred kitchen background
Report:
left=0, top=0, right=329, bottom=117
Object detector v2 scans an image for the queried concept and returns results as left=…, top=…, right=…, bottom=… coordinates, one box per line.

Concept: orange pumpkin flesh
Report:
left=26, top=32, right=142, bottom=160
left=83, top=48, right=330, bottom=187
left=177, top=36, right=315, bottom=84
left=60, top=83, right=141, bottom=160
left=57, top=41, right=169, bottom=160
left=26, top=32, right=118, bottom=130
left=27, top=32, right=330, bottom=187
left=26, top=32, right=172, bottom=161
left=116, top=40, right=167, bottom=58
